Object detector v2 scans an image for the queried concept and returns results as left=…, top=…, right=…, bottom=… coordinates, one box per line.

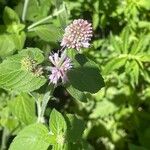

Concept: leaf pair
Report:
left=9, top=109, right=85, bottom=150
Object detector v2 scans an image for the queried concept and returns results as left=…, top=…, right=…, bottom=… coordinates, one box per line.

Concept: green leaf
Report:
left=49, top=109, right=67, bottom=136
left=49, top=109, right=67, bottom=149
left=68, top=54, right=104, bottom=93
left=0, top=32, right=26, bottom=57
left=19, top=48, right=44, bottom=64
left=51, top=0, right=63, bottom=9
left=125, top=60, right=139, bottom=86
left=100, top=14, right=106, bottom=28
left=90, top=100, right=118, bottom=118
left=9, top=123, right=54, bottom=150
left=3, top=6, right=20, bottom=25
left=6, top=23, right=25, bottom=34
left=9, top=93, right=37, bottom=125
left=121, top=27, right=130, bottom=54
left=110, top=34, right=122, bottom=54
left=138, top=53, right=150, bottom=62
left=92, top=13, right=99, bottom=30
left=138, top=21, right=150, bottom=29
left=30, top=24, right=62, bottom=42
left=130, top=35, right=150, bottom=54
left=56, top=3, right=68, bottom=28
left=10, top=32, right=26, bottom=50
left=66, top=85, right=87, bottom=102
left=0, top=34, right=15, bottom=57
left=103, top=57, right=127, bottom=75
left=0, top=48, right=46, bottom=92
left=66, top=114, right=85, bottom=143
left=0, top=106, right=19, bottom=132
left=139, top=0, right=150, bottom=10
left=141, top=69, right=150, bottom=83
left=93, top=0, right=99, bottom=12
left=15, top=0, right=52, bottom=22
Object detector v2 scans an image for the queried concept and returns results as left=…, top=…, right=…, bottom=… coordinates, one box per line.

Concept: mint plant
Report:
left=0, top=1, right=104, bottom=150
left=0, top=0, right=150, bottom=150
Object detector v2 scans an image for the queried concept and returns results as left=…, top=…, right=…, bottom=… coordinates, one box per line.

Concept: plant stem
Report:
left=40, top=93, right=51, bottom=118
left=1, top=128, right=8, bottom=150
left=22, top=0, right=29, bottom=22
left=37, top=100, right=43, bottom=123
left=27, top=8, right=65, bottom=31
left=36, top=88, right=54, bottom=123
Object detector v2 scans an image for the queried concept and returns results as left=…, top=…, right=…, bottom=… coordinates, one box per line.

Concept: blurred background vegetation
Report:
left=0, top=0, right=150, bottom=150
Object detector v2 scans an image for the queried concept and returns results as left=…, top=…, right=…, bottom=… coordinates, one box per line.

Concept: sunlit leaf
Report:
left=9, top=93, right=37, bottom=125
left=0, top=48, right=46, bottom=92
left=9, top=124, right=54, bottom=150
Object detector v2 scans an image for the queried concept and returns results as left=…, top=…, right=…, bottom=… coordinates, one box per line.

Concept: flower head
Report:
left=49, top=52, right=72, bottom=85
left=61, top=19, right=93, bottom=51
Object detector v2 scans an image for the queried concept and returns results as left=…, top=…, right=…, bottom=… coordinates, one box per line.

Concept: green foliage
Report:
left=68, top=53, right=104, bottom=93
left=90, top=100, right=118, bottom=119
left=0, top=48, right=46, bottom=92
left=102, top=28, right=150, bottom=87
left=9, top=93, right=37, bottom=125
left=15, top=0, right=52, bottom=22
left=49, top=109, right=67, bottom=149
left=0, top=6, right=26, bottom=59
left=49, top=109, right=67, bottom=141
left=9, top=109, right=87, bottom=150
left=9, top=123, right=54, bottom=150
left=30, top=24, right=62, bottom=42
left=66, top=114, right=85, bottom=143
left=0, top=34, right=15, bottom=57
left=48, top=109, right=86, bottom=149
left=3, top=6, right=20, bottom=25
left=0, top=0, right=150, bottom=150
left=66, top=85, right=88, bottom=102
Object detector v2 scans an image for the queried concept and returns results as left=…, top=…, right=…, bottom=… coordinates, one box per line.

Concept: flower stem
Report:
left=22, top=0, right=29, bottom=22
left=1, top=128, right=9, bottom=150
left=36, top=100, right=43, bottom=123
left=27, top=8, right=65, bottom=31
left=31, top=87, right=54, bottom=123
left=40, top=92, right=51, bottom=118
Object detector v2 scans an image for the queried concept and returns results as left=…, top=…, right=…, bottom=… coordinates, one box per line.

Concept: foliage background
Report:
left=0, top=0, right=150, bottom=150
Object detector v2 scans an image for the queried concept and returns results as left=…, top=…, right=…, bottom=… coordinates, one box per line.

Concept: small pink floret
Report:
left=49, top=52, right=72, bottom=85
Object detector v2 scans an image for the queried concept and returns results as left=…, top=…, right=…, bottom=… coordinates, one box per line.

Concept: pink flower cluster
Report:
left=61, top=19, right=93, bottom=51
left=49, top=19, right=93, bottom=85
